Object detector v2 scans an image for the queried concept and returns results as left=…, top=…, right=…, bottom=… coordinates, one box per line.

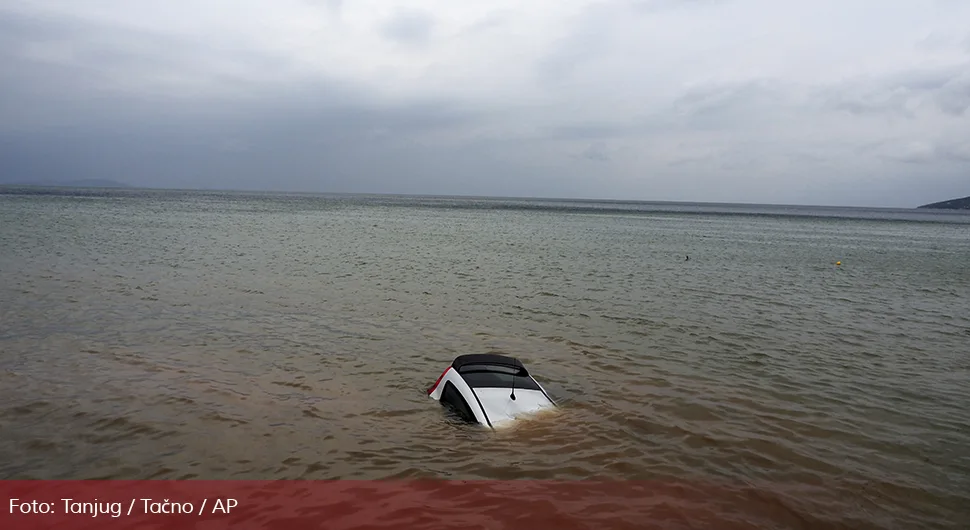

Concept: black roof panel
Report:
left=451, top=353, right=526, bottom=373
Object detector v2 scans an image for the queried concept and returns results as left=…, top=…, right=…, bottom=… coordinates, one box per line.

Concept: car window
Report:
left=440, top=381, right=476, bottom=423
left=459, top=370, right=542, bottom=391
left=457, top=363, right=521, bottom=375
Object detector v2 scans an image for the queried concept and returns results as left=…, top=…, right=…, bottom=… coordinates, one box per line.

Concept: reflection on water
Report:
left=1, top=189, right=968, bottom=529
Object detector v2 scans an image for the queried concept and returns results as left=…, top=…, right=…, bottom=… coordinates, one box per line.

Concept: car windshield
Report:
left=458, top=364, right=542, bottom=390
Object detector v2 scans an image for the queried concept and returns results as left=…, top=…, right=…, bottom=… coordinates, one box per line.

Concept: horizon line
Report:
left=0, top=181, right=963, bottom=211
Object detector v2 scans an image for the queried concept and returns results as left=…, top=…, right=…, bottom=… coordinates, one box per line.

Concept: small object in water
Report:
left=836, top=261, right=841, bottom=266
left=686, top=255, right=689, bottom=261
left=427, top=354, right=557, bottom=429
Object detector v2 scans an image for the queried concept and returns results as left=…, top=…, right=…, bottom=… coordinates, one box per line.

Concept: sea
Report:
left=1, top=186, right=968, bottom=529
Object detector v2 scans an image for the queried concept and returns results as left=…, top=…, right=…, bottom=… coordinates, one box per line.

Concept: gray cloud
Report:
left=669, top=79, right=795, bottom=128
left=580, top=142, right=611, bottom=162
left=817, top=64, right=970, bottom=118
left=1, top=1, right=969, bottom=207
left=935, top=72, right=970, bottom=115
left=630, top=0, right=730, bottom=14
left=460, top=11, right=509, bottom=35
left=532, top=0, right=729, bottom=85
left=882, top=142, right=938, bottom=164
left=534, top=3, right=618, bottom=84
left=379, top=8, right=435, bottom=45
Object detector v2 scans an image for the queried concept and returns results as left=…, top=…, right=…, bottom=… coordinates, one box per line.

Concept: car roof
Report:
left=451, top=353, right=528, bottom=375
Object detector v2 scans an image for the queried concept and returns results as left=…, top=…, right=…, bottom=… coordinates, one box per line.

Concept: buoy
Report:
left=836, top=261, right=841, bottom=266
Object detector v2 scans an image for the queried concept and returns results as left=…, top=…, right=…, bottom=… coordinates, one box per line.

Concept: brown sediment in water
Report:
left=1, top=191, right=968, bottom=529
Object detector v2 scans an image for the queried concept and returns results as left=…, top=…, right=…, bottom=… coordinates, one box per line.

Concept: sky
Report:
left=1, top=0, right=968, bottom=207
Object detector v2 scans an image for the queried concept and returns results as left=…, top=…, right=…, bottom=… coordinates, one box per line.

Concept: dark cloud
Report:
left=0, top=81, right=486, bottom=189
left=0, top=8, right=309, bottom=113
left=0, top=1, right=967, bottom=207
left=0, top=9, right=486, bottom=193
left=580, top=142, right=610, bottom=162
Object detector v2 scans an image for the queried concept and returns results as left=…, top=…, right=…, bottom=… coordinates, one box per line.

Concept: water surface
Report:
left=1, top=187, right=968, bottom=529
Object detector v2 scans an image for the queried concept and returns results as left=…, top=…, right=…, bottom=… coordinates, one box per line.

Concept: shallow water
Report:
left=1, top=188, right=969, bottom=529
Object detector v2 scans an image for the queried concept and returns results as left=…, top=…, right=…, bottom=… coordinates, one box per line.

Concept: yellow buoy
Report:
left=836, top=261, right=841, bottom=266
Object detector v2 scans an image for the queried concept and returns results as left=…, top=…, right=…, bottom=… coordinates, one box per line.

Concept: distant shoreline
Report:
left=2, top=182, right=968, bottom=213
left=917, top=196, right=970, bottom=210
left=4, top=179, right=133, bottom=189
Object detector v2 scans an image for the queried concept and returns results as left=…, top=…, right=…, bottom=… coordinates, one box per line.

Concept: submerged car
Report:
left=427, top=353, right=557, bottom=429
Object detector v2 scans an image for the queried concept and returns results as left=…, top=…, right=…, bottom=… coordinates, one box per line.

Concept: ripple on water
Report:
left=1, top=193, right=969, bottom=528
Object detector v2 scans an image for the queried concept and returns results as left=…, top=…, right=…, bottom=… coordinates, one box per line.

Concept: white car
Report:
left=427, top=353, right=558, bottom=429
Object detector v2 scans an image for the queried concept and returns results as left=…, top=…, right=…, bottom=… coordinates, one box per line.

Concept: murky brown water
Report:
left=1, top=189, right=969, bottom=529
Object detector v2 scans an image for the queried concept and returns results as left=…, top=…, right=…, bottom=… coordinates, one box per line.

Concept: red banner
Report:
left=2, top=479, right=834, bottom=529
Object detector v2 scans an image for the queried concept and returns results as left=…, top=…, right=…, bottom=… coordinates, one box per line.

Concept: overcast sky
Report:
left=1, top=0, right=968, bottom=206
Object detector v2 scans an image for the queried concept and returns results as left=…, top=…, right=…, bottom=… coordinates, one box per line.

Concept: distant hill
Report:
left=1, top=178, right=132, bottom=188
left=918, top=196, right=970, bottom=210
